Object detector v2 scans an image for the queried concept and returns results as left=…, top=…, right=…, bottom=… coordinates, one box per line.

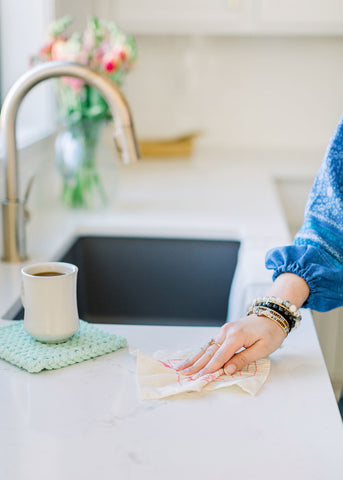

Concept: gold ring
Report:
left=214, top=342, right=222, bottom=348
left=201, top=339, right=213, bottom=351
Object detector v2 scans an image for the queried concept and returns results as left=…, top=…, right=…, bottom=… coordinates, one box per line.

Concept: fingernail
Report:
left=225, top=364, right=237, bottom=375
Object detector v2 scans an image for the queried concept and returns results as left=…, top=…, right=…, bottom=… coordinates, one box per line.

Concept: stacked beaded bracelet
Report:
left=249, top=306, right=290, bottom=336
left=247, top=296, right=302, bottom=334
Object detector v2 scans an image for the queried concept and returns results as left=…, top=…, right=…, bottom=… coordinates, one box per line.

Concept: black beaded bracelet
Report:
left=248, top=296, right=302, bottom=332
left=254, top=301, right=296, bottom=331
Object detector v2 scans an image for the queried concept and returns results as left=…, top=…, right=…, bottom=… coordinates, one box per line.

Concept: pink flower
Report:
left=34, top=17, right=137, bottom=110
left=113, top=46, right=128, bottom=62
left=39, top=41, right=54, bottom=61
left=90, top=47, right=105, bottom=68
left=104, top=59, right=118, bottom=73
left=101, top=51, right=120, bottom=73
left=51, top=39, right=68, bottom=61
left=61, top=77, right=84, bottom=92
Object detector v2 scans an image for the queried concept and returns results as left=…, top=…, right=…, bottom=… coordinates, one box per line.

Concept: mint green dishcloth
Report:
left=0, top=320, right=127, bottom=373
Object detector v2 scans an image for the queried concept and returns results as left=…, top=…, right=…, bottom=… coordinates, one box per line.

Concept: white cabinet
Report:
left=257, top=0, right=343, bottom=35
left=68, top=0, right=343, bottom=36
left=109, top=0, right=254, bottom=35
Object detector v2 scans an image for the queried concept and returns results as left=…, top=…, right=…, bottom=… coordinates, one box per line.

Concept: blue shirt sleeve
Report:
left=265, top=114, right=343, bottom=312
left=265, top=244, right=343, bottom=311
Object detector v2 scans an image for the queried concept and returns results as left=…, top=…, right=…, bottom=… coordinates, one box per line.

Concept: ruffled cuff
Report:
left=265, top=244, right=343, bottom=312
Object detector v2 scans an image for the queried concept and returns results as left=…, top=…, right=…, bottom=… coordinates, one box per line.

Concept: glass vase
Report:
left=55, top=119, right=108, bottom=209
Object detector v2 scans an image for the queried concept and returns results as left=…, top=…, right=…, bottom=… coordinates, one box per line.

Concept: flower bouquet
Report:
left=34, top=16, right=137, bottom=208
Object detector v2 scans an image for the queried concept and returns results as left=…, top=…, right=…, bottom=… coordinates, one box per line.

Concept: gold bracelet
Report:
left=247, top=306, right=290, bottom=336
left=256, top=307, right=290, bottom=332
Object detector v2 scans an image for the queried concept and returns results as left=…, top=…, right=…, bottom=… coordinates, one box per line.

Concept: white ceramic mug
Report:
left=21, top=262, right=79, bottom=343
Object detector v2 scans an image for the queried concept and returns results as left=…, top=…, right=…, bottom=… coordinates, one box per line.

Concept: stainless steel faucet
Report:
left=0, top=61, right=140, bottom=262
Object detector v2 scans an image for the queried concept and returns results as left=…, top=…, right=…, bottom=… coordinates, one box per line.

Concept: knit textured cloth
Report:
left=0, top=320, right=127, bottom=373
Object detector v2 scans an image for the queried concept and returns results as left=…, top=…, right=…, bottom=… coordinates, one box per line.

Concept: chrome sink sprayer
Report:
left=0, top=61, right=140, bottom=262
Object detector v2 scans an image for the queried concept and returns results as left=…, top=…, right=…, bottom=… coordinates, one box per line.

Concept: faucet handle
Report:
left=23, top=175, right=34, bottom=222
left=113, top=132, right=123, bottom=157
left=113, top=124, right=140, bottom=164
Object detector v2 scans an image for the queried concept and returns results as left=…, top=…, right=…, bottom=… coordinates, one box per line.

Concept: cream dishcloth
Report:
left=134, top=349, right=270, bottom=400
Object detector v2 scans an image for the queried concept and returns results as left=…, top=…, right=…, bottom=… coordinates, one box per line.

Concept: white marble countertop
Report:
left=0, top=318, right=342, bottom=480
left=0, top=145, right=342, bottom=479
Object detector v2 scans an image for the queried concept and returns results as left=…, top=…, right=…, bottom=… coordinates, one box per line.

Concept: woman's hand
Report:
left=176, top=314, right=287, bottom=379
left=176, top=273, right=309, bottom=379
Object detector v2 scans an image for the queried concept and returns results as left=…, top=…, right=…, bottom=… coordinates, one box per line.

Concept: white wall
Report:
left=0, top=0, right=55, bottom=147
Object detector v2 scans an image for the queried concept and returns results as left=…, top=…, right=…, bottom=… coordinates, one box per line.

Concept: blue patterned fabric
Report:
left=266, top=115, right=343, bottom=312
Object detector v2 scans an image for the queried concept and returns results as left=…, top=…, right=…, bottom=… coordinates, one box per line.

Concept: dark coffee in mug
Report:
left=33, top=272, right=65, bottom=277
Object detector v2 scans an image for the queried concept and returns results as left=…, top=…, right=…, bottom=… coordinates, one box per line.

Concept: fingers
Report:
left=223, top=340, right=267, bottom=375
left=176, top=314, right=286, bottom=380
left=189, top=339, right=242, bottom=379
left=178, top=325, right=240, bottom=378
left=176, top=325, right=228, bottom=371
left=176, top=338, right=213, bottom=370
left=178, top=342, right=223, bottom=376
left=176, top=337, right=223, bottom=373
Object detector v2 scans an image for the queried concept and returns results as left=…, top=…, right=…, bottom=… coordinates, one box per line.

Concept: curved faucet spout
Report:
left=0, top=61, right=140, bottom=262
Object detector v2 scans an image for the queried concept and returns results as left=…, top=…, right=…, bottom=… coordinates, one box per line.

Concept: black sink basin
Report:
left=13, top=236, right=240, bottom=327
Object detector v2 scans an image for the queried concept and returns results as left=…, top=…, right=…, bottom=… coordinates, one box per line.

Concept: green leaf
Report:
left=48, top=15, right=73, bottom=38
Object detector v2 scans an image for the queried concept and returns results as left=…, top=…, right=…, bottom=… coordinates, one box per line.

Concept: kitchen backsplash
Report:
left=121, top=35, right=343, bottom=152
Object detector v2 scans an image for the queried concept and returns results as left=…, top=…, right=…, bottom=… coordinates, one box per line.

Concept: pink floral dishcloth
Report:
left=133, top=349, right=271, bottom=400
